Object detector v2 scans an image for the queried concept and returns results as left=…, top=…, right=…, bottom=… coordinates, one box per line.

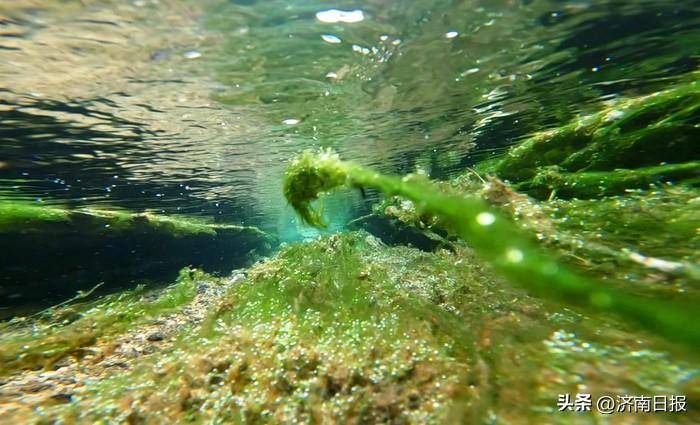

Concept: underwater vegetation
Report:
left=0, top=201, right=274, bottom=311
left=0, top=267, right=205, bottom=376
left=478, top=77, right=700, bottom=199
left=2, top=234, right=698, bottom=423
left=282, top=149, right=699, bottom=349
left=2, top=0, right=700, bottom=420
left=1, top=67, right=699, bottom=423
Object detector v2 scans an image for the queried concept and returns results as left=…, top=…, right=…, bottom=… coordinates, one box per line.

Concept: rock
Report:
left=347, top=214, right=451, bottom=252
left=48, top=393, right=73, bottom=404
left=146, top=332, right=165, bottom=342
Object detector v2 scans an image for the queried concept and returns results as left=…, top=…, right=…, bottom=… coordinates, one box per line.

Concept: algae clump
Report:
left=283, top=149, right=350, bottom=227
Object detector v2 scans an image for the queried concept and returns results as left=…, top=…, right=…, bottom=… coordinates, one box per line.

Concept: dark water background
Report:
left=1, top=0, right=699, bottom=311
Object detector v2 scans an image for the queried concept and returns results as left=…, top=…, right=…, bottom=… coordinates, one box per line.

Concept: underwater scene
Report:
left=0, top=0, right=699, bottom=423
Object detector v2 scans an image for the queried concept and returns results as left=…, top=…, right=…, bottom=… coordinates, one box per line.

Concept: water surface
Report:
left=3, top=0, right=699, bottom=236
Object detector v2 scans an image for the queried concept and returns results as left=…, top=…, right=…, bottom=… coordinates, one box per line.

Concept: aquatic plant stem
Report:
left=284, top=150, right=700, bottom=348
left=515, top=161, right=700, bottom=199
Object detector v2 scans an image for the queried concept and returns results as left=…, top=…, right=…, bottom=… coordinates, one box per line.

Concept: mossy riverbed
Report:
left=2, top=232, right=698, bottom=423
left=1, top=76, right=699, bottom=423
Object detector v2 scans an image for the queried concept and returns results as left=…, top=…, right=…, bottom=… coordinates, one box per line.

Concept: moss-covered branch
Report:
left=284, top=150, right=700, bottom=348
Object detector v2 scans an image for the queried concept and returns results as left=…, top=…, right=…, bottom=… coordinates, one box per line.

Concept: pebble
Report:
left=147, top=332, right=165, bottom=342
left=49, top=393, right=73, bottom=403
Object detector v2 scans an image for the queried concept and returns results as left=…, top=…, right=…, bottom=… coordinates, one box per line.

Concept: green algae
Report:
left=545, top=188, right=700, bottom=266
left=283, top=150, right=700, bottom=348
left=541, top=187, right=700, bottom=284
left=0, top=201, right=275, bottom=308
left=476, top=78, right=700, bottom=199
left=406, top=77, right=700, bottom=289
left=514, top=161, right=700, bottom=200
left=30, top=234, right=472, bottom=423
left=283, top=150, right=350, bottom=228
left=373, top=172, right=700, bottom=302
left=0, top=268, right=206, bottom=376
left=1, top=3, right=699, bottom=422
left=0, top=201, right=70, bottom=228
left=0, top=201, right=267, bottom=238
left=323, top=76, right=700, bottom=350
left=10, top=233, right=697, bottom=424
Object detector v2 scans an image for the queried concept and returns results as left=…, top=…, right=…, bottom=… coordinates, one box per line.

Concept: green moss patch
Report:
left=0, top=268, right=205, bottom=376
left=283, top=150, right=700, bottom=348
left=3, top=233, right=696, bottom=423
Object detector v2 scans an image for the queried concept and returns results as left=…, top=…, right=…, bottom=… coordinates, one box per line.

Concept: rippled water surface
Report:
left=2, top=0, right=699, bottom=236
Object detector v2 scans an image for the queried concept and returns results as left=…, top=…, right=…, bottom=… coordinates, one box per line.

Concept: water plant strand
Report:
left=284, top=149, right=700, bottom=348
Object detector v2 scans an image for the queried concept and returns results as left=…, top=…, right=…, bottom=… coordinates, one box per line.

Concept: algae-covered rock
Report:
left=0, top=202, right=275, bottom=312
left=0, top=267, right=207, bottom=376
left=1, top=233, right=697, bottom=423
left=347, top=212, right=451, bottom=252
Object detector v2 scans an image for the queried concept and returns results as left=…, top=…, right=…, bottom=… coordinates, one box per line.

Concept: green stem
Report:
left=284, top=150, right=700, bottom=348
left=516, top=161, right=700, bottom=199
